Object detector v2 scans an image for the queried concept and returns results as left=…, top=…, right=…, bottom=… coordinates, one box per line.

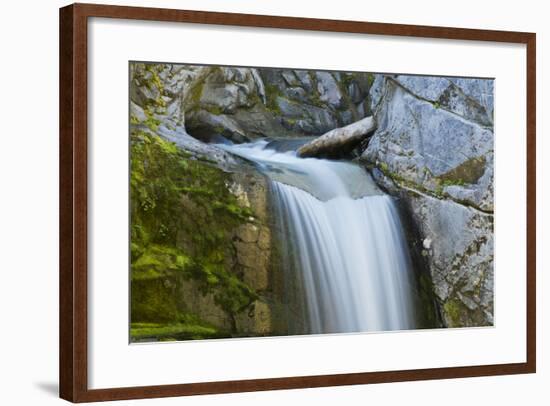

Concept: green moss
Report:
left=308, top=90, right=324, bottom=108
left=130, top=321, right=228, bottom=342
left=188, top=79, right=205, bottom=105
left=283, top=117, right=297, bottom=126
left=264, top=83, right=282, bottom=114
left=340, top=73, right=356, bottom=88
left=367, top=73, right=375, bottom=88
left=434, top=183, right=444, bottom=198
left=130, top=130, right=259, bottom=334
left=375, top=160, right=475, bottom=200
left=246, top=89, right=262, bottom=107
left=132, top=244, right=190, bottom=280
left=379, top=162, right=389, bottom=174
left=203, top=104, right=223, bottom=115
left=141, top=105, right=161, bottom=131
left=130, top=114, right=140, bottom=125
left=144, top=64, right=164, bottom=93
left=438, top=156, right=486, bottom=185
left=133, top=63, right=167, bottom=110
left=443, top=298, right=463, bottom=327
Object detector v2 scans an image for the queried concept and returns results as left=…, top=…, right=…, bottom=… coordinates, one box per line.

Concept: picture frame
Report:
left=59, top=3, right=536, bottom=402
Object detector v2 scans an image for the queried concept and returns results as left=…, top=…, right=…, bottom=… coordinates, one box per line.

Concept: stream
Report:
left=219, top=139, right=416, bottom=334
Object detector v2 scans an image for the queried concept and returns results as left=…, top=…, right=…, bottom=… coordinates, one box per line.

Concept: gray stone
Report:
left=130, top=101, right=147, bottom=123
left=250, top=68, right=266, bottom=104
left=285, top=87, right=309, bottom=103
left=199, top=83, right=241, bottom=113
left=281, top=71, right=300, bottom=87
left=369, top=74, right=385, bottom=111
left=348, top=82, right=364, bottom=104
left=394, top=75, right=452, bottom=101
left=393, top=75, right=493, bottom=126
left=186, top=110, right=250, bottom=144
left=449, top=78, right=494, bottom=124
left=294, top=70, right=313, bottom=92
left=402, top=191, right=494, bottom=327
left=276, top=96, right=337, bottom=135
left=315, top=71, right=343, bottom=108
left=363, top=78, right=493, bottom=211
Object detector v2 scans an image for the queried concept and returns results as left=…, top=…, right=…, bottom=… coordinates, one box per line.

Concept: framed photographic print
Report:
left=59, top=3, right=536, bottom=402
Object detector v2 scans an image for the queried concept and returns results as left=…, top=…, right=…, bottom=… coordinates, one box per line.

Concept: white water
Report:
left=219, top=140, right=415, bottom=334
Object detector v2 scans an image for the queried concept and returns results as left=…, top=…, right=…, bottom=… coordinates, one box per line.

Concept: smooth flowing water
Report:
left=219, top=140, right=415, bottom=334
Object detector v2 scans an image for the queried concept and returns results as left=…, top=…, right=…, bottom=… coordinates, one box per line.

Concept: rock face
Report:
left=363, top=74, right=494, bottom=327
left=129, top=63, right=305, bottom=340
left=297, top=116, right=376, bottom=158
left=130, top=63, right=374, bottom=144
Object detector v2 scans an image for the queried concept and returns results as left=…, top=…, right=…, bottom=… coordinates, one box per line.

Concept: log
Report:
left=297, top=116, right=376, bottom=158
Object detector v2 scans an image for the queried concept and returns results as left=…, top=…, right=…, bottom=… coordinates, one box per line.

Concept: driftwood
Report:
left=297, top=116, right=376, bottom=158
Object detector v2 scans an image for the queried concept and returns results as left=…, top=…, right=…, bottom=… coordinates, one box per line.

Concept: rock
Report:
left=178, top=66, right=373, bottom=140
left=370, top=167, right=399, bottom=194
left=250, top=69, right=266, bottom=104
left=156, top=125, right=238, bottom=169
left=199, top=83, right=241, bottom=113
left=276, top=96, right=337, bottom=134
left=438, top=82, right=493, bottom=127
left=393, top=75, right=451, bottom=101
left=298, top=116, right=376, bottom=158
left=348, top=82, right=362, bottom=104
left=185, top=110, right=250, bottom=144
left=401, top=190, right=494, bottom=327
left=315, top=71, right=343, bottom=109
left=281, top=70, right=300, bottom=87
left=130, top=101, right=147, bottom=122
left=197, top=67, right=259, bottom=114
left=364, top=73, right=494, bottom=327
left=256, top=68, right=371, bottom=135
left=285, top=87, right=309, bottom=103
left=393, top=75, right=493, bottom=126
left=294, top=70, right=314, bottom=92
left=130, top=63, right=378, bottom=144
left=363, top=78, right=493, bottom=211
left=369, top=74, right=385, bottom=111
left=449, top=78, right=494, bottom=123
left=236, top=300, right=272, bottom=335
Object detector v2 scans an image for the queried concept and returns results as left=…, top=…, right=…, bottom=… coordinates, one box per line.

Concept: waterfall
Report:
left=219, top=140, right=416, bottom=334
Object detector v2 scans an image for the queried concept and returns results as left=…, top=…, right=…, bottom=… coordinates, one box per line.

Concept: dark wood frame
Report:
left=59, top=2, right=536, bottom=402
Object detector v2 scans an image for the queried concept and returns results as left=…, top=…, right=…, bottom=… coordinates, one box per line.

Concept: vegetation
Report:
left=264, top=83, right=282, bottom=114
left=130, top=129, right=258, bottom=340
left=438, top=156, right=486, bottom=185
left=130, top=321, right=229, bottom=342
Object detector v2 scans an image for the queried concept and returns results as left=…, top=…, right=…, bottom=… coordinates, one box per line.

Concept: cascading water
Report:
left=219, top=139, right=416, bottom=334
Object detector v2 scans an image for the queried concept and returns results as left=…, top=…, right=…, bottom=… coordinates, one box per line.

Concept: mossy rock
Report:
left=130, top=130, right=260, bottom=336
left=438, top=156, right=486, bottom=185
left=130, top=321, right=229, bottom=342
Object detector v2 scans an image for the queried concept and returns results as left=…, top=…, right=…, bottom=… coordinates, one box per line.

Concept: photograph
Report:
left=0, top=0, right=542, bottom=403
left=129, top=62, right=494, bottom=342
